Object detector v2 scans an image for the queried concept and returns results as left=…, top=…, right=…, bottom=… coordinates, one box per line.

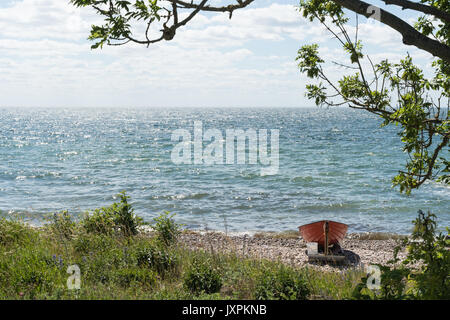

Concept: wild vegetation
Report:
left=0, top=193, right=447, bottom=300
left=353, top=210, right=450, bottom=300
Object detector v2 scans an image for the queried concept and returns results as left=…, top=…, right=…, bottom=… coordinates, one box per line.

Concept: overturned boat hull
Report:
left=298, top=220, right=348, bottom=246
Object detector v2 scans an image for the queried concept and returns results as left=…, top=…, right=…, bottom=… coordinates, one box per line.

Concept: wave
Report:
left=150, top=193, right=211, bottom=201
left=298, top=202, right=360, bottom=211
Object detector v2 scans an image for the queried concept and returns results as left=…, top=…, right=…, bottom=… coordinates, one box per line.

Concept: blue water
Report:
left=0, top=107, right=448, bottom=234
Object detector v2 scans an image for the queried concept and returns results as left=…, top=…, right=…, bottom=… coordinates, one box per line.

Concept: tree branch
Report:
left=173, top=0, right=255, bottom=16
left=174, top=0, right=207, bottom=28
left=381, top=0, right=450, bottom=23
left=415, top=134, right=449, bottom=188
left=331, top=0, right=450, bottom=63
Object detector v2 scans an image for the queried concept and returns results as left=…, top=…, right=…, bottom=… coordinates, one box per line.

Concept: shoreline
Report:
left=0, top=215, right=431, bottom=299
left=23, top=222, right=411, bottom=271
left=140, top=226, right=409, bottom=271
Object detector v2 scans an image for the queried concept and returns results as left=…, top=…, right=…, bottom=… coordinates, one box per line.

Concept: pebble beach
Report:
left=142, top=227, right=410, bottom=271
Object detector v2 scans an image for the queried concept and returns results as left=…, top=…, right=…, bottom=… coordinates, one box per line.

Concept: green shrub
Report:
left=73, top=235, right=132, bottom=285
left=353, top=210, right=450, bottom=300
left=2, top=248, right=64, bottom=299
left=152, top=212, right=181, bottom=246
left=352, top=264, right=410, bottom=300
left=80, top=246, right=130, bottom=284
left=47, top=211, right=76, bottom=240
left=81, top=191, right=142, bottom=236
left=0, top=219, right=36, bottom=247
left=183, top=257, right=222, bottom=294
left=136, top=244, right=178, bottom=275
left=255, top=265, right=310, bottom=300
left=113, top=267, right=157, bottom=287
left=81, top=208, right=115, bottom=235
left=405, top=211, right=450, bottom=299
left=74, top=233, right=118, bottom=255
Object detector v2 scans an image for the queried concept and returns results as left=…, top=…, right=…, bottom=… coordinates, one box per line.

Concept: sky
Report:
left=0, top=0, right=437, bottom=108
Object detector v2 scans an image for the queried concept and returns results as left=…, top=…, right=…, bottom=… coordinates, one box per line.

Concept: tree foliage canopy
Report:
left=297, top=0, right=449, bottom=193
left=70, top=0, right=255, bottom=48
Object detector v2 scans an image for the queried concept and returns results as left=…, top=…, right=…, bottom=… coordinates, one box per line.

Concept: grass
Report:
left=0, top=218, right=368, bottom=300
left=0, top=195, right=368, bottom=300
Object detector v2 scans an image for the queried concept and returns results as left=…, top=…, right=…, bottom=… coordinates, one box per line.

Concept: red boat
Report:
left=298, top=220, right=348, bottom=247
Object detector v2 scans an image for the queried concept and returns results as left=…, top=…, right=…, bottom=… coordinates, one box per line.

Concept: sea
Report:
left=0, top=107, right=448, bottom=234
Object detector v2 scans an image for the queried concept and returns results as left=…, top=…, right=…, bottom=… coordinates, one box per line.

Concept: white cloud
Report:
left=0, top=0, right=100, bottom=41
left=0, top=0, right=435, bottom=108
